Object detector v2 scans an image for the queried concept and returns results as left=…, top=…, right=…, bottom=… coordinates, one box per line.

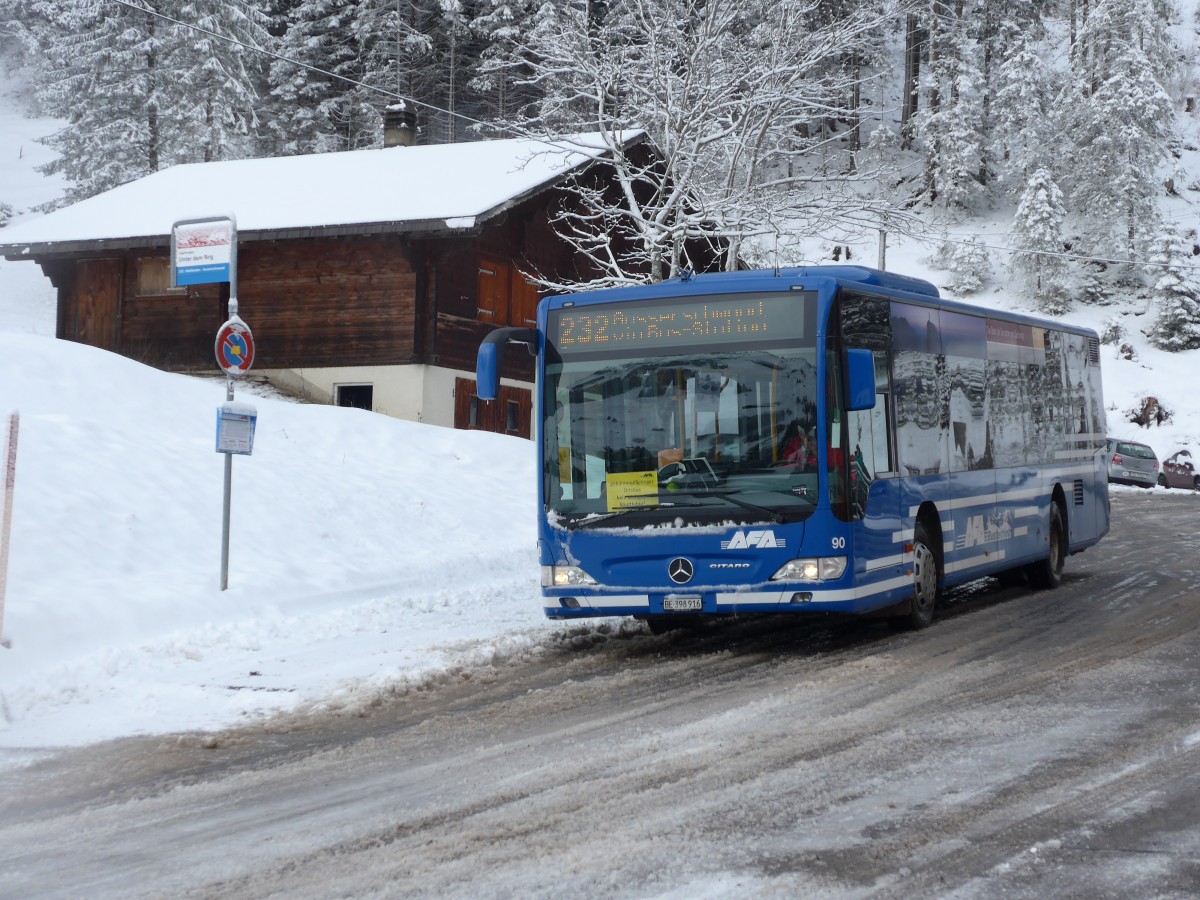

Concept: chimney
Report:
left=384, top=101, right=418, bottom=148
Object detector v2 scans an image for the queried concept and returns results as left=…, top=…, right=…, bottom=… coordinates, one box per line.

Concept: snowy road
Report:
left=3, top=491, right=1200, bottom=898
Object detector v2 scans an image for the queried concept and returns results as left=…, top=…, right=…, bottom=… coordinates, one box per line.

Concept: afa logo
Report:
left=721, top=529, right=786, bottom=550
left=957, top=512, right=1013, bottom=549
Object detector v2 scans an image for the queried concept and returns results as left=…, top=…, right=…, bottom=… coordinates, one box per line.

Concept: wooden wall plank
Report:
left=75, top=259, right=122, bottom=351
left=40, top=179, right=705, bottom=441
left=238, top=235, right=417, bottom=369
left=453, top=376, right=532, bottom=439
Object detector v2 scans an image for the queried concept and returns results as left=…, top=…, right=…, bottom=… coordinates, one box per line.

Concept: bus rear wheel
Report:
left=1026, top=502, right=1065, bottom=589
left=893, top=521, right=940, bottom=630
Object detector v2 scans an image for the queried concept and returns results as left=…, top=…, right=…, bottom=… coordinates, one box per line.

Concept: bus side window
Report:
left=848, top=350, right=893, bottom=480
left=836, top=293, right=893, bottom=521
left=826, top=348, right=847, bottom=518
left=846, top=360, right=891, bottom=518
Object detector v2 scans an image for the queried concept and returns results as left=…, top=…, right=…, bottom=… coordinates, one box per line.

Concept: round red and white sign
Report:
left=215, top=317, right=255, bottom=376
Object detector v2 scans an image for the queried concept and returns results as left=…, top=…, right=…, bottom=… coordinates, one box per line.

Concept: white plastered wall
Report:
left=256, top=363, right=534, bottom=430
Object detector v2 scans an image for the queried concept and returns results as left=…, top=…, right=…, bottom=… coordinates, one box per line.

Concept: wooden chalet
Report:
left=0, top=130, right=678, bottom=439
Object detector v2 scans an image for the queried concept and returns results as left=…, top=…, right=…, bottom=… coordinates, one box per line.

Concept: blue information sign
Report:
left=172, top=217, right=235, bottom=287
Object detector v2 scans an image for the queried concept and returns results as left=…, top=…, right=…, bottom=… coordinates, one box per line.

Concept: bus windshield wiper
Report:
left=662, top=489, right=786, bottom=523
left=566, top=499, right=705, bottom=530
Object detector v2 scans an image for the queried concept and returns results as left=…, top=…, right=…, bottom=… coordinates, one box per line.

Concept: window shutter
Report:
left=477, top=259, right=511, bottom=323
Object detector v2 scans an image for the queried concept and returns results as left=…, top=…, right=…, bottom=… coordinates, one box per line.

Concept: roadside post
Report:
left=0, top=411, right=17, bottom=648
left=171, top=215, right=256, bottom=590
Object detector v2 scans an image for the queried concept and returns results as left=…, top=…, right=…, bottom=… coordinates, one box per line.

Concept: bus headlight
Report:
left=542, top=565, right=598, bottom=587
left=770, top=557, right=847, bottom=582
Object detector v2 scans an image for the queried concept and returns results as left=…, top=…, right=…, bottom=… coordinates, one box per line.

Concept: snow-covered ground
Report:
left=0, top=72, right=562, bottom=762
left=0, top=330, right=554, bottom=757
left=1, top=64, right=1198, bottom=766
left=0, top=67, right=60, bottom=334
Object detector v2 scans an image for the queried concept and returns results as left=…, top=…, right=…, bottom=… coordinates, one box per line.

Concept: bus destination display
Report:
left=550, top=292, right=811, bottom=355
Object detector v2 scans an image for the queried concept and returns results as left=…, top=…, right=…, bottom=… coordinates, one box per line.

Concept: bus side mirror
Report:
left=846, top=348, right=876, bottom=411
left=476, top=327, right=537, bottom=400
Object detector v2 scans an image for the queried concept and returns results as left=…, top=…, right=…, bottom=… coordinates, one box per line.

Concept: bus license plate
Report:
left=663, top=596, right=702, bottom=612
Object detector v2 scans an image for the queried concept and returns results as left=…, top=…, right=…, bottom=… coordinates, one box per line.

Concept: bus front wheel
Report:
left=893, top=521, right=940, bottom=630
left=1026, top=502, right=1065, bottom=589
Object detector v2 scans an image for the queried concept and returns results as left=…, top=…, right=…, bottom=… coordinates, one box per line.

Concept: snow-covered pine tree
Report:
left=990, top=33, right=1055, bottom=191
left=947, top=236, right=991, bottom=294
left=34, top=0, right=270, bottom=204
left=0, top=0, right=56, bottom=217
left=357, top=0, right=488, bottom=146
left=269, top=0, right=382, bottom=155
left=469, top=0, right=540, bottom=123
left=0, top=0, right=51, bottom=64
left=1011, top=167, right=1070, bottom=313
left=970, top=0, right=1044, bottom=190
left=1071, top=0, right=1178, bottom=94
left=1146, top=228, right=1200, bottom=351
left=357, top=0, right=430, bottom=133
left=915, top=0, right=984, bottom=208
left=33, top=1, right=172, bottom=203
left=433, top=0, right=473, bottom=143
left=171, top=1, right=272, bottom=163
left=1056, top=0, right=1177, bottom=263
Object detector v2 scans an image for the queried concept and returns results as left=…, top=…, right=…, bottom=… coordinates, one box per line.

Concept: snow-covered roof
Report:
left=0, top=131, right=644, bottom=256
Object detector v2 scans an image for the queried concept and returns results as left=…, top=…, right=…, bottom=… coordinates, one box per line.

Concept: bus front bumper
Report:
left=542, top=576, right=913, bottom=619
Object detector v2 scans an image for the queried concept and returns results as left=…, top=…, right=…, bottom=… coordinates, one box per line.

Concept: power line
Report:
left=108, top=0, right=508, bottom=137
left=929, top=229, right=1200, bottom=274
left=107, top=0, right=1200, bottom=279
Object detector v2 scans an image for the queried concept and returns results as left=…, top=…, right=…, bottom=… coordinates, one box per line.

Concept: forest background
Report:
left=2, top=0, right=1200, bottom=351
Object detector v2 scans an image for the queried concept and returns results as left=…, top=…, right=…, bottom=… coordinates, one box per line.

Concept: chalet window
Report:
left=477, top=257, right=540, bottom=327
left=335, top=384, right=373, bottom=410
left=135, top=258, right=186, bottom=297
left=506, top=400, right=520, bottom=433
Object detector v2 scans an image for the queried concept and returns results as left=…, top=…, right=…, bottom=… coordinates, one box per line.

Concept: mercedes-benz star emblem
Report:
left=668, top=557, right=694, bottom=585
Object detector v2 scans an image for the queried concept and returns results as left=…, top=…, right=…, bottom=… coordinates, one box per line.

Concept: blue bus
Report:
left=477, top=266, right=1109, bottom=632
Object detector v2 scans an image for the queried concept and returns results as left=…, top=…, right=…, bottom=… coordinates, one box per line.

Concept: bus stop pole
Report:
left=219, top=245, right=238, bottom=591
left=0, top=412, right=17, bottom=647
left=220, top=375, right=233, bottom=591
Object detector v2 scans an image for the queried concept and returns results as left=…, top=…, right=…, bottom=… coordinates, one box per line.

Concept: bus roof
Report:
left=682, top=266, right=942, bottom=298
left=546, top=266, right=1099, bottom=339
left=549, top=266, right=940, bottom=308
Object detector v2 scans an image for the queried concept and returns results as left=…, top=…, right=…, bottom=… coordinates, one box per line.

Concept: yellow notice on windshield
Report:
left=606, top=471, right=659, bottom=511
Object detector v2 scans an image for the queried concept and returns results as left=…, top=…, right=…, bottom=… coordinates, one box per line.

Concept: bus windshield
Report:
left=544, top=345, right=821, bottom=527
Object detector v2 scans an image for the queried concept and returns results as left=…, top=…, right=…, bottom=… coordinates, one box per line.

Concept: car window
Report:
left=1117, top=442, right=1155, bottom=459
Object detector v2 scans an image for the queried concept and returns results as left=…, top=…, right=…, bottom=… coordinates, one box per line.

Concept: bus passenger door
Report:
left=846, top=350, right=902, bottom=584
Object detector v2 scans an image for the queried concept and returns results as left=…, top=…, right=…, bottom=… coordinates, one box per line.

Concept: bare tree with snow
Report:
left=488, top=0, right=908, bottom=287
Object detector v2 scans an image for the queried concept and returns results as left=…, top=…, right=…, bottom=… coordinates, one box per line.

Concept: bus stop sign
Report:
left=215, top=317, right=255, bottom=376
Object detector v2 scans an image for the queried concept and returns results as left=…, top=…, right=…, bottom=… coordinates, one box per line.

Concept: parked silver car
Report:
left=1106, top=438, right=1159, bottom=488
